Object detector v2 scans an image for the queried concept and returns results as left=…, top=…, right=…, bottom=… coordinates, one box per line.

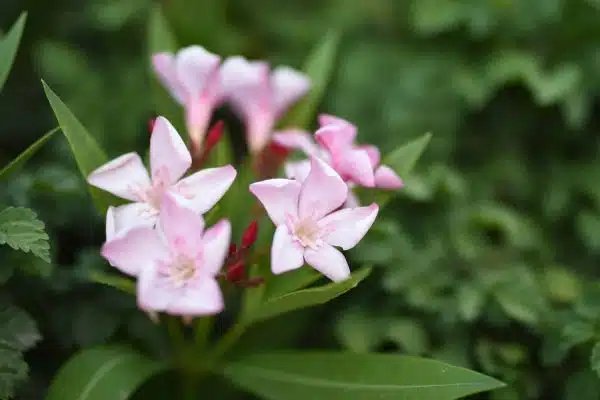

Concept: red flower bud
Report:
left=268, top=141, right=291, bottom=158
left=148, top=118, right=156, bottom=135
left=226, top=262, right=245, bottom=283
left=241, top=220, right=259, bottom=249
left=205, top=120, right=224, bottom=152
left=228, top=243, right=237, bottom=257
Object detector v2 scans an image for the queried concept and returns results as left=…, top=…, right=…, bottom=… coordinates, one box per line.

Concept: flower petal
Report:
left=298, top=157, right=347, bottom=220
left=249, top=179, right=301, bottom=225
left=315, top=115, right=357, bottom=153
left=221, top=56, right=270, bottom=116
left=173, top=165, right=237, bottom=214
left=358, top=145, right=380, bottom=167
left=304, top=244, right=350, bottom=282
left=167, top=278, right=224, bottom=316
left=150, top=116, right=192, bottom=184
left=201, top=219, right=231, bottom=276
left=272, top=129, right=320, bottom=156
left=175, top=45, right=221, bottom=99
left=137, top=263, right=174, bottom=312
left=271, top=66, right=311, bottom=115
left=271, top=225, right=304, bottom=274
left=105, top=207, right=117, bottom=241
left=158, top=193, right=204, bottom=256
left=375, top=165, right=404, bottom=189
left=320, top=203, right=378, bottom=250
left=334, top=149, right=375, bottom=187
left=246, top=110, right=275, bottom=154
left=110, top=202, right=158, bottom=236
left=284, top=159, right=311, bottom=182
left=87, top=152, right=150, bottom=201
left=344, top=190, right=361, bottom=208
left=101, top=226, right=169, bottom=276
left=152, top=52, right=186, bottom=104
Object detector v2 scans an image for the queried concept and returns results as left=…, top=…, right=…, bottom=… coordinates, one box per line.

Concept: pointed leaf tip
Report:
left=0, top=12, right=27, bottom=93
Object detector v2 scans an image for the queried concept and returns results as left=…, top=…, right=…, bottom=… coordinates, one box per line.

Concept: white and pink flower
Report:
left=250, top=157, right=378, bottom=282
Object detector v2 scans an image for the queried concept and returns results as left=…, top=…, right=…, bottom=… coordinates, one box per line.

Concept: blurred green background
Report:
left=3, top=0, right=600, bottom=399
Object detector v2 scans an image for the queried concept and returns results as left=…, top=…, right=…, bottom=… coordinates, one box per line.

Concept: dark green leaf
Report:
left=0, top=127, right=58, bottom=181
left=0, top=304, right=41, bottom=399
left=89, top=271, right=136, bottom=295
left=246, top=267, right=371, bottom=323
left=590, top=341, right=600, bottom=378
left=222, top=352, right=505, bottom=400
left=279, top=30, right=341, bottom=129
left=72, top=305, right=121, bottom=347
left=47, top=346, right=165, bottom=400
left=0, top=13, right=26, bottom=93
left=42, top=80, right=113, bottom=214
left=0, top=207, right=50, bottom=263
left=383, top=132, right=432, bottom=178
left=264, top=267, right=322, bottom=299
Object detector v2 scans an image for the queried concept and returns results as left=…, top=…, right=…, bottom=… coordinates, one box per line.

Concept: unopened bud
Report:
left=148, top=118, right=156, bottom=135
left=226, top=262, right=245, bottom=283
left=228, top=243, right=237, bottom=257
left=205, top=120, right=224, bottom=151
left=268, top=141, right=291, bottom=158
left=241, top=220, right=259, bottom=249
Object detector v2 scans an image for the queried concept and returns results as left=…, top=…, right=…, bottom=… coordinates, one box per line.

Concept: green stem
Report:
left=206, top=322, right=247, bottom=365
left=166, top=316, right=185, bottom=354
left=193, top=316, right=213, bottom=353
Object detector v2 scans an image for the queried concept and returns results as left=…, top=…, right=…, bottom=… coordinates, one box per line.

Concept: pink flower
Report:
left=88, top=116, right=236, bottom=233
left=102, top=193, right=230, bottom=316
left=250, top=157, right=378, bottom=282
left=152, top=46, right=224, bottom=149
left=221, top=56, right=310, bottom=154
left=273, top=115, right=403, bottom=206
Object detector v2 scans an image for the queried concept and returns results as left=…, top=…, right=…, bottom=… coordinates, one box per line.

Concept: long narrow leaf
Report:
left=0, top=127, right=58, bottom=180
left=0, top=13, right=27, bottom=93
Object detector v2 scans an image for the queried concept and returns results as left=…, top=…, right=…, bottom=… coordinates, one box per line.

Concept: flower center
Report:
left=160, top=253, right=198, bottom=289
left=287, top=215, right=323, bottom=250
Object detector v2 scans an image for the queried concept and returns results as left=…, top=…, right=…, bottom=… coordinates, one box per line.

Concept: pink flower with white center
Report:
left=249, top=157, right=378, bottom=282
left=273, top=115, right=404, bottom=206
left=220, top=56, right=311, bottom=154
left=152, top=46, right=224, bottom=149
left=101, top=193, right=230, bottom=316
left=88, top=116, right=236, bottom=233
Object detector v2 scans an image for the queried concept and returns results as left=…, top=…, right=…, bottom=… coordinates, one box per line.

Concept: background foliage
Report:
left=2, top=0, right=600, bottom=398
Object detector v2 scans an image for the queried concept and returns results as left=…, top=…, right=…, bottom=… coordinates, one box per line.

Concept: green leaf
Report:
left=0, top=127, right=58, bottom=181
left=264, top=267, right=322, bottom=299
left=42, top=80, right=113, bottom=214
left=147, top=4, right=184, bottom=131
left=89, top=271, right=136, bottom=295
left=246, top=267, right=371, bottom=323
left=0, top=207, right=50, bottom=263
left=279, top=30, right=341, bottom=129
left=222, top=352, right=505, bottom=400
left=0, top=13, right=26, bottom=93
left=383, top=132, right=432, bottom=178
left=47, top=345, right=165, bottom=400
left=591, top=341, right=600, bottom=378
left=0, top=304, right=41, bottom=399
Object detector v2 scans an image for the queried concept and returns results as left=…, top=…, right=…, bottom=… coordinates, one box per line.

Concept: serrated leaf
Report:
left=222, top=352, right=505, bottom=400
left=47, top=345, right=165, bottom=400
left=278, top=30, right=341, bottom=129
left=0, top=304, right=41, bottom=399
left=0, top=127, right=58, bottom=181
left=246, top=267, right=371, bottom=323
left=0, top=207, right=50, bottom=263
left=0, top=13, right=27, bottom=93
left=41, top=81, right=113, bottom=214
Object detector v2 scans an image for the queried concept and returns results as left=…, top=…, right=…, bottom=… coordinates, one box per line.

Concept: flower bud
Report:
left=241, top=220, right=258, bottom=249
left=205, top=120, right=224, bottom=152
left=148, top=118, right=156, bottom=135
left=226, top=262, right=245, bottom=283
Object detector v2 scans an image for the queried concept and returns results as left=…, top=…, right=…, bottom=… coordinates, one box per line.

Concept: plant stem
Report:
left=194, top=316, right=213, bottom=353
left=206, top=322, right=247, bottom=365
left=166, top=316, right=185, bottom=354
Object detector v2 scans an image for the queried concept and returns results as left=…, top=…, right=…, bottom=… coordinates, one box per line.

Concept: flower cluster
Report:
left=89, top=45, right=403, bottom=321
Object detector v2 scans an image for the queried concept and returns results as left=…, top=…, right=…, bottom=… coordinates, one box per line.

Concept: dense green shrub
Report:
left=2, top=0, right=600, bottom=398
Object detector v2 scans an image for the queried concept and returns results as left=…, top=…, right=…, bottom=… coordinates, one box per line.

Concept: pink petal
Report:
left=246, top=111, right=275, bottom=154
left=344, top=190, right=361, bottom=208
left=201, top=219, right=231, bottom=276
left=298, top=157, right=348, bottom=220
left=271, top=66, right=311, bottom=116
left=334, top=148, right=375, bottom=187
left=271, top=225, right=305, bottom=274
left=175, top=46, right=221, bottom=99
left=249, top=179, right=301, bottom=225
left=185, top=98, right=213, bottom=148
left=314, top=122, right=357, bottom=155
left=173, top=165, right=237, bottom=214
left=110, top=202, right=158, bottom=236
left=105, top=207, right=117, bottom=241
left=87, top=153, right=151, bottom=202
left=375, top=165, right=404, bottom=189
left=167, top=278, right=224, bottom=316
left=284, top=159, right=311, bottom=182
left=152, top=53, right=186, bottom=104
left=304, top=244, right=350, bottom=282
left=273, top=129, right=320, bottom=156
left=318, top=114, right=352, bottom=127
left=320, top=203, right=379, bottom=250
left=101, top=226, right=169, bottom=276
left=158, top=193, right=204, bottom=256
left=358, top=145, right=380, bottom=167
left=150, top=116, right=192, bottom=185
left=137, top=263, right=174, bottom=312
left=221, top=56, right=270, bottom=116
